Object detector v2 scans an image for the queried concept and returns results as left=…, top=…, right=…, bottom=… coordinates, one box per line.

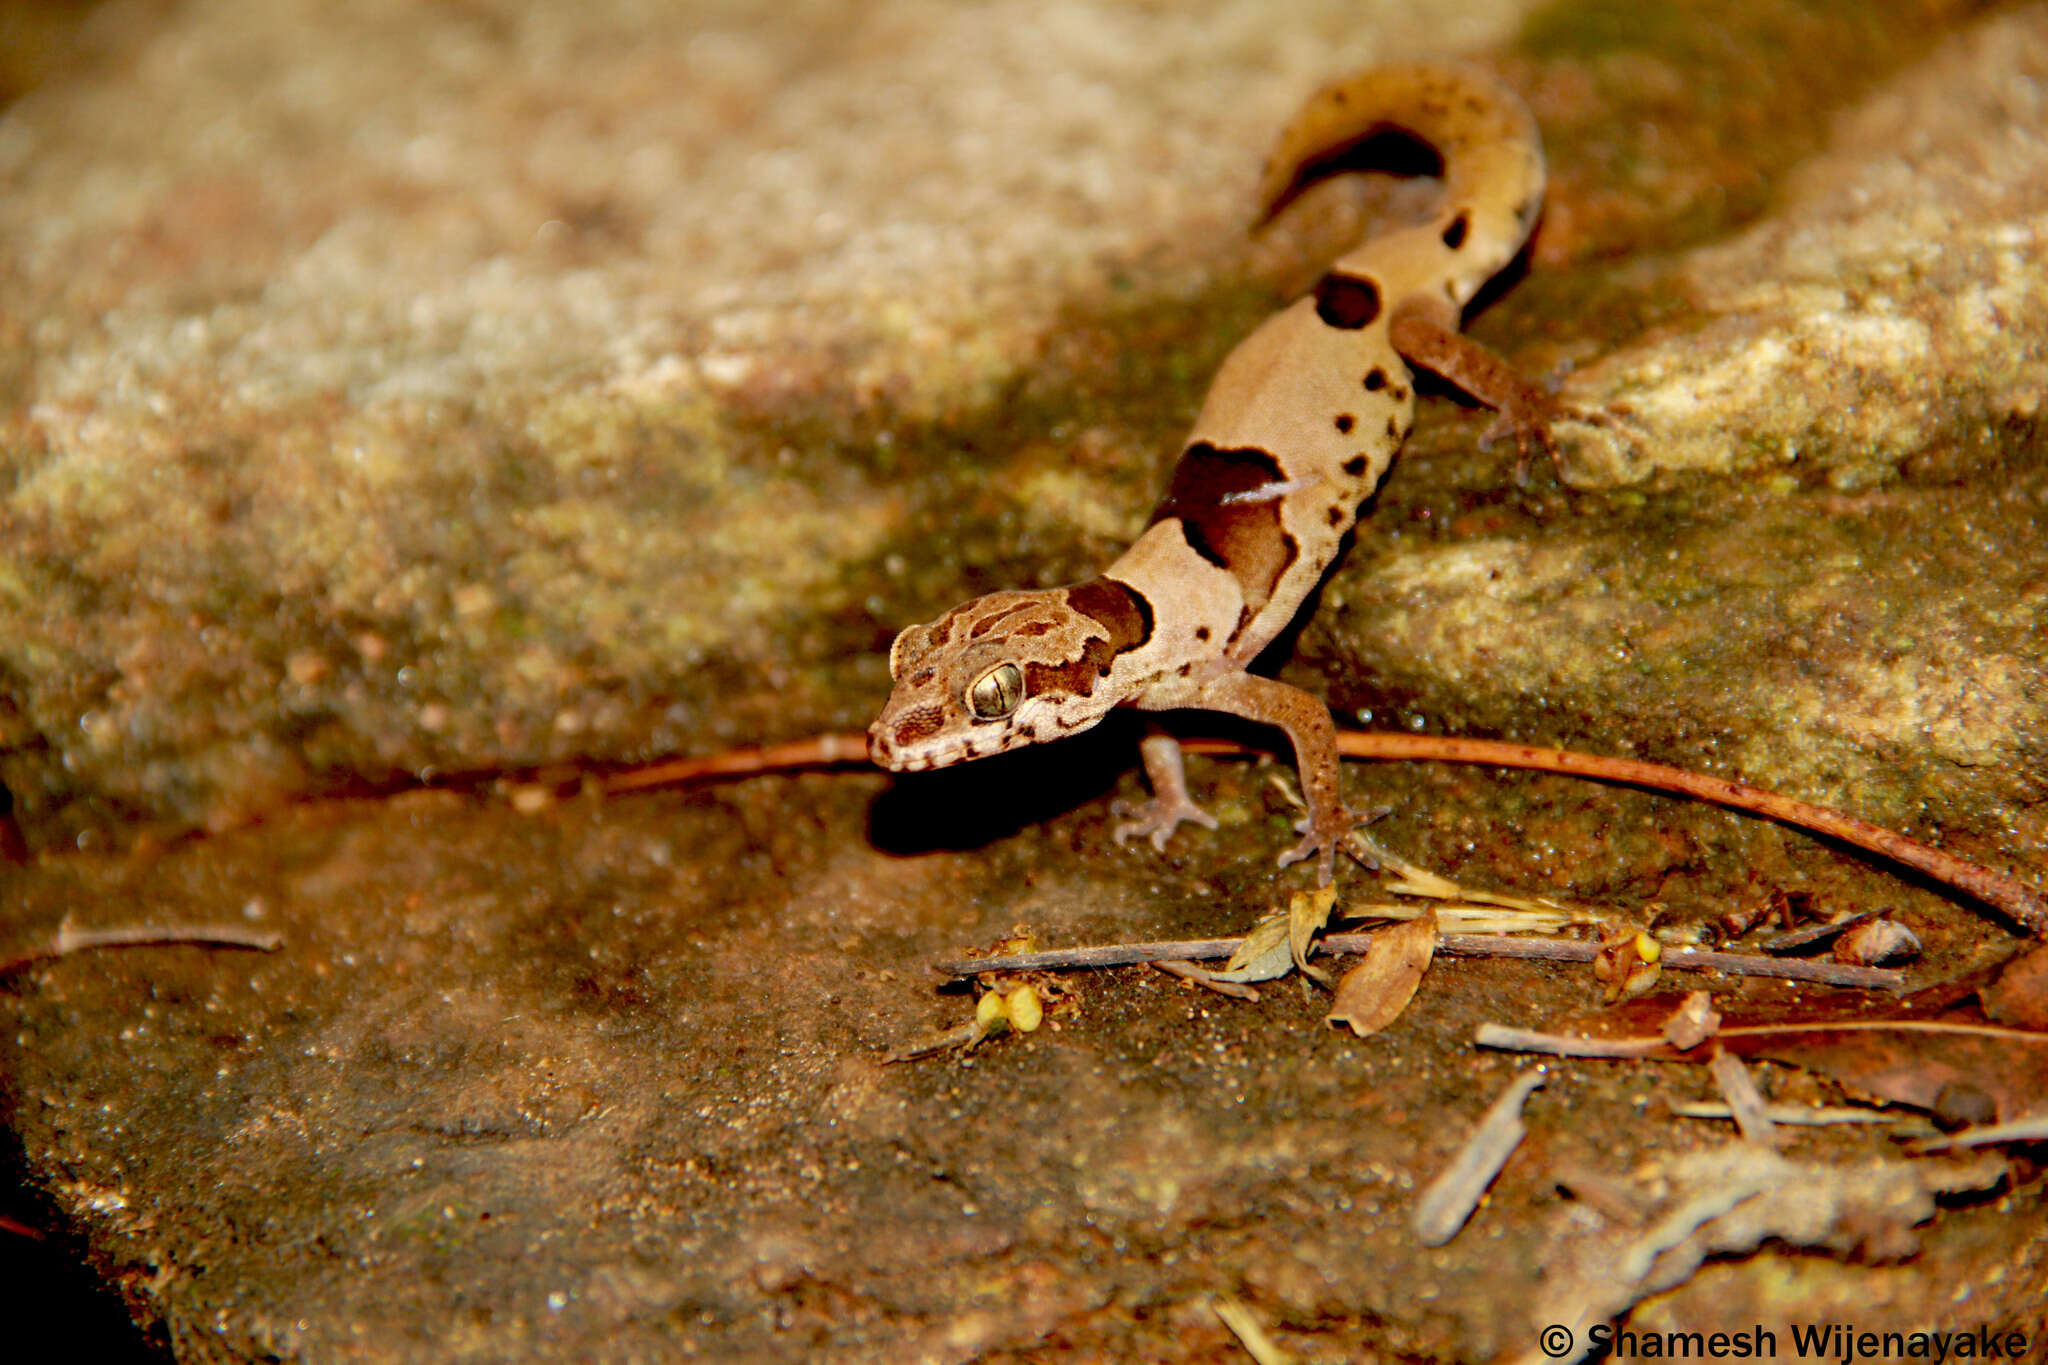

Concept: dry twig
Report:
left=1151, top=960, right=1262, bottom=1001
left=1707, top=1049, right=1781, bottom=1147
left=1413, top=1068, right=1547, bottom=1246
left=1, top=920, right=283, bottom=976
left=932, top=932, right=1904, bottom=990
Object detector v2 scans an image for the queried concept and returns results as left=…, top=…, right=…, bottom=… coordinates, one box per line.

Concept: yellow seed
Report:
left=1006, top=985, right=1044, bottom=1032
left=976, top=991, right=1007, bottom=1027
left=1635, top=932, right=1662, bottom=963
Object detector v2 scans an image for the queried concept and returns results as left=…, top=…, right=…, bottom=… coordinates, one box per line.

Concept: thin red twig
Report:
left=596, top=728, right=2048, bottom=936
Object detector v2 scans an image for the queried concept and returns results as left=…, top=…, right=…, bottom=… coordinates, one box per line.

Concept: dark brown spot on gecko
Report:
left=1334, top=413, right=1355, bottom=434
left=1195, top=626, right=1211, bottom=642
left=1342, top=456, right=1368, bottom=477
left=1363, top=368, right=1387, bottom=391
left=1386, top=416, right=1402, bottom=440
left=1065, top=576, right=1153, bottom=656
left=1441, top=211, right=1470, bottom=250
left=1150, top=443, right=1298, bottom=621
left=1327, top=505, right=1346, bottom=526
left=1313, top=271, right=1381, bottom=329
left=1018, top=578, right=1154, bottom=703
left=1024, top=657, right=1101, bottom=701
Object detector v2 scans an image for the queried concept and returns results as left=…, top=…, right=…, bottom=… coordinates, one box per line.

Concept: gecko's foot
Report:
left=1484, top=400, right=1638, bottom=488
left=1476, top=396, right=1570, bottom=487
left=1277, top=805, right=1363, bottom=887
left=1111, top=793, right=1220, bottom=854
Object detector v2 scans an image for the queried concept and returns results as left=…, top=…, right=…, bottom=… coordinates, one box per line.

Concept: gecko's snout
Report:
left=866, top=723, right=898, bottom=769
left=867, top=702, right=948, bottom=771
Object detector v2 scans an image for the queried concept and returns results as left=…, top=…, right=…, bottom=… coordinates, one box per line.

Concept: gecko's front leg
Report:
left=1111, top=727, right=1222, bottom=852
left=1173, top=672, right=1356, bottom=885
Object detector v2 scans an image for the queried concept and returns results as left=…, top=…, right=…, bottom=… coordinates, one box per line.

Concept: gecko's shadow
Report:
left=866, top=714, right=1144, bottom=858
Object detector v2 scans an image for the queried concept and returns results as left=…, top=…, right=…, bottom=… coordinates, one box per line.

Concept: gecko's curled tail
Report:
left=1254, top=63, right=1546, bottom=311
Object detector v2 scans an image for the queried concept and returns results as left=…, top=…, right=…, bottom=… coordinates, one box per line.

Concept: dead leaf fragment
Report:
left=1287, top=885, right=1338, bottom=985
left=1514, top=1143, right=2008, bottom=1365
left=1731, top=1021, right=2048, bottom=1123
left=1151, top=959, right=1262, bottom=1001
left=1214, top=909, right=1295, bottom=984
left=1661, top=991, right=1722, bottom=1050
left=1328, top=909, right=1437, bottom=1037
left=1982, top=943, right=2048, bottom=1030
left=1832, top=918, right=1920, bottom=966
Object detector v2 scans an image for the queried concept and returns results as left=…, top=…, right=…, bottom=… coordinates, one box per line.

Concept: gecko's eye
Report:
left=966, top=663, right=1024, bottom=720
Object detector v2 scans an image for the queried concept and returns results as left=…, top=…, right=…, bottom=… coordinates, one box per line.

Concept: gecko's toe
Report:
left=1112, top=795, right=1219, bottom=854
left=1279, top=805, right=1361, bottom=886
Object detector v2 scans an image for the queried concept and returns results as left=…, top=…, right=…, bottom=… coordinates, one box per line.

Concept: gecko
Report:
left=868, top=63, right=1569, bottom=885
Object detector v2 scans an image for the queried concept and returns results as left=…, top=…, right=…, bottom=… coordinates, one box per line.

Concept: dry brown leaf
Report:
left=1727, top=1021, right=2048, bottom=1123
left=1288, top=885, right=1337, bottom=986
left=1832, top=918, right=1920, bottom=966
left=1328, top=909, right=1437, bottom=1037
left=1661, top=990, right=1722, bottom=1050
left=1216, top=909, right=1294, bottom=984
left=1981, top=942, right=2048, bottom=1031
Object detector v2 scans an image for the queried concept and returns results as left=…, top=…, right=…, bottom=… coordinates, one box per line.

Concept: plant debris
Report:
left=1512, top=1143, right=2010, bottom=1365
left=1592, top=925, right=1662, bottom=1001
left=931, top=931, right=1903, bottom=989
left=1707, top=1048, right=1781, bottom=1147
left=1833, top=918, right=1921, bottom=966
left=1327, top=910, right=1438, bottom=1038
left=1760, top=909, right=1872, bottom=955
left=1287, top=885, right=1337, bottom=986
left=1151, top=958, right=1262, bottom=1001
left=1661, top=991, right=1722, bottom=1050
left=1478, top=1018, right=2048, bottom=1127
left=1212, top=1295, right=1296, bottom=1365
left=1666, top=1099, right=1931, bottom=1133
left=1980, top=942, right=2048, bottom=1029
left=1911, top=1112, right=2048, bottom=1152
left=1, top=917, right=284, bottom=975
left=1412, top=1067, right=1546, bottom=1246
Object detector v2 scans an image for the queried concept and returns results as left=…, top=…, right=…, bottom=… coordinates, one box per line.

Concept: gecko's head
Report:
left=868, top=581, right=1153, bottom=772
